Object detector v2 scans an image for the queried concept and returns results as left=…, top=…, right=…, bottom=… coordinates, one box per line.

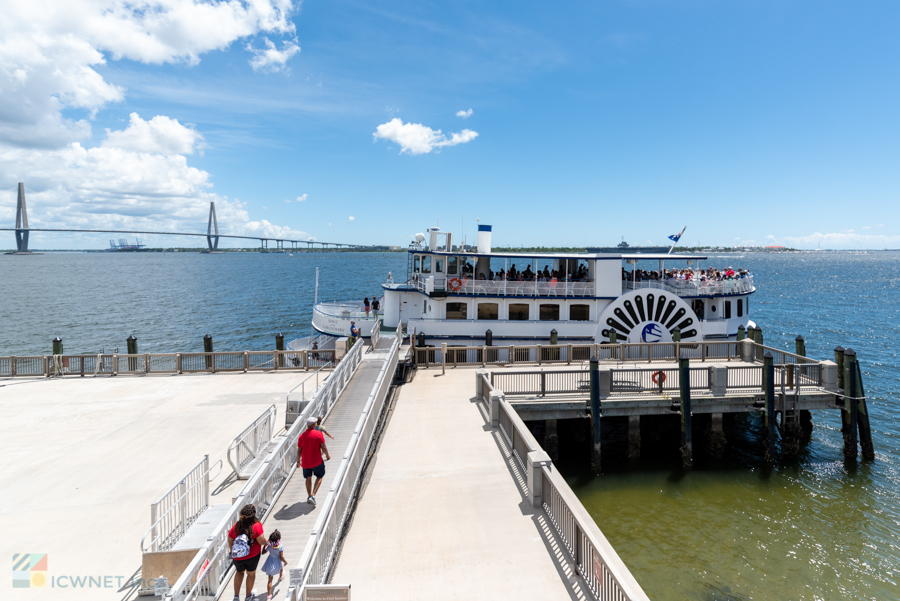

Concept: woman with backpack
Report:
left=228, top=503, right=267, bottom=601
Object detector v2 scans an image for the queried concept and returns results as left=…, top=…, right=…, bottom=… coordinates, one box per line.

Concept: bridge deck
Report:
left=331, top=367, right=587, bottom=600
left=223, top=338, right=398, bottom=600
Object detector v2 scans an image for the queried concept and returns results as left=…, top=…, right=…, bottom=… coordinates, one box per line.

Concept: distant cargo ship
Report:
left=106, top=238, right=149, bottom=252
left=586, top=240, right=670, bottom=254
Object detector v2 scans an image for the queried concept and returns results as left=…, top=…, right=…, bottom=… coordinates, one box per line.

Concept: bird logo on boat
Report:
left=641, top=323, right=665, bottom=343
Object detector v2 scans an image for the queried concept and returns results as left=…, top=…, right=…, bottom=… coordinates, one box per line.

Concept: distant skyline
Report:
left=0, top=1, right=897, bottom=250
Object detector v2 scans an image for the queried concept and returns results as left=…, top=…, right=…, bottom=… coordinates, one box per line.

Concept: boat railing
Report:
left=416, top=275, right=595, bottom=298
left=481, top=373, right=649, bottom=600
left=624, top=276, right=755, bottom=297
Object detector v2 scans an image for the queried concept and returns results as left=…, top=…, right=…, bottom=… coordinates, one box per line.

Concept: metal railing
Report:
left=286, top=361, right=337, bottom=406
left=286, top=329, right=402, bottom=600
left=370, top=319, right=381, bottom=348
left=141, top=455, right=224, bottom=553
left=485, top=373, right=649, bottom=600
left=227, top=405, right=277, bottom=478
left=416, top=340, right=744, bottom=368
left=164, top=338, right=368, bottom=601
left=624, top=276, right=755, bottom=297
left=0, top=349, right=338, bottom=377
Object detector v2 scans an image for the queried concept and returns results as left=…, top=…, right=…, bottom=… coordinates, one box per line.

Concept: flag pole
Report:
left=668, top=226, right=686, bottom=254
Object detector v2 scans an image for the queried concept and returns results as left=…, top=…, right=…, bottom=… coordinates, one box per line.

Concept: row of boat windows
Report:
left=693, top=298, right=746, bottom=319
left=441, top=302, right=590, bottom=321
left=415, top=255, right=456, bottom=274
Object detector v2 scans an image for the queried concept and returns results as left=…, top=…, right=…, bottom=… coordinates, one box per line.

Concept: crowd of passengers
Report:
left=623, top=267, right=752, bottom=282
left=466, top=263, right=592, bottom=281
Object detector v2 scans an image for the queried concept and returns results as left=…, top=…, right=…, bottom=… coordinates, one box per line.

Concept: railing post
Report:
left=10, top=356, right=16, bottom=377
left=489, top=391, right=502, bottom=428
left=526, top=451, right=551, bottom=507
left=176, top=353, right=182, bottom=374
left=244, top=351, right=249, bottom=372
left=203, top=454, right=210, bottom=506
left=150, top=502, right=158, bottom=553
left=274, top=350, right=279, bottom=371
left=145, top=353, right=151, bottom=374
left=537, top=344, right=542, bottom=365
left=178, top=479, right=187, bottom=537
left=112, top=354, right=118, bottom=376
left=508, top=345, right=514, bottom=366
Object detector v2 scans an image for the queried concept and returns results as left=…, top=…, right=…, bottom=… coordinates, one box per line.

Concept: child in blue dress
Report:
left=261, top=530, right=287, bottom=600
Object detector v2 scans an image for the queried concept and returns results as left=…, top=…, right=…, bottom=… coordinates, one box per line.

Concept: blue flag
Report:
left=668, top=226, right=686, bottom=243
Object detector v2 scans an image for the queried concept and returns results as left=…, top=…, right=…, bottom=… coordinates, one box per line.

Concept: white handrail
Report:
left=141, top=457, right=224, bottom=553
left=226, top=405, right=277, bottom=477
left=164, top=340, right=367, bottom=601
left=286, top=334, right=400, bottom=600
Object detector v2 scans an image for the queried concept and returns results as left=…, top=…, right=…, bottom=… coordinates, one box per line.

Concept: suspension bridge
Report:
left=1, top=183, right=377, bottom=253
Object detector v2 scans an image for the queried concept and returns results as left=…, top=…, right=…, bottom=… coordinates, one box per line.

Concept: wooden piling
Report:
left=589, top=355, right=602, bottom=474
left=627, top=415, right=641, bottom=460
left=545, top=419, right=559, bottom=462
left=678, top=356, right=693, bottom=469
left=834, top=346, right=845, bottom=390
left=852, top=357, right=875, bottom=461
left=763, top=351, right=777, bottom=464
left=203, top=334, right=213, bottom=370
left=52, top=336, right=63, bottom=356
left=843, top=349, right=859, bottom=460
left=795, top=335, right=806, bottom=357
left=709, top=412, right=726, bottom=458
left=736, top=325, right=745, bottom=341
left=276, top=332, right=284, bottom=368
left=127, top=334, right=138, bottom=372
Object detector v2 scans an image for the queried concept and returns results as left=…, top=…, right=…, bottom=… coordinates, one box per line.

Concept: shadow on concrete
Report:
left=272, top=501, right=316, bottom=520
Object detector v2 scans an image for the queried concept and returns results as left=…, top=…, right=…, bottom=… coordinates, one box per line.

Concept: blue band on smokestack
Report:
left=478, top=225, right=492, bottom=232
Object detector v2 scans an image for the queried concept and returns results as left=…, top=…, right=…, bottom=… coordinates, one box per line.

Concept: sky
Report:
left=0, top=0, right=898, bottom=250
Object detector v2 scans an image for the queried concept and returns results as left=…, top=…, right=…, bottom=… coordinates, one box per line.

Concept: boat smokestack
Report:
left=477, top=224, right=492, bottom=254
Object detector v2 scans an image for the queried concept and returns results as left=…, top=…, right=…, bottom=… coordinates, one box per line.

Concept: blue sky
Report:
left=1, top=0, right=898, bottom=249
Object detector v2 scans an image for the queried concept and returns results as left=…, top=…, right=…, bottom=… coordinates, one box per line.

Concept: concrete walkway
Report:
left=331, top=367, right=587, bottom=601
left=0, top=371, right=314, bottom=601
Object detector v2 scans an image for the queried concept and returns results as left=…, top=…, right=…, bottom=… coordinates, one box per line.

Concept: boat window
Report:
left=737, top=298, right=743, bottom=317
left=478, top=303, right=499, bottom=320
left=414, top=255, right=420, bottom=272
left=724, top=300, right=732, bottom=319
left=692, top=299, right=704, bottom=320
left=448, top=257, right=458, bottom=275
left=569, top=304, right=590, bottom=321
left=446, top=302, right=467, bottom=320
left=509, top=304, right=529, bottom=321
left=435, top=258, right=444, bottom=273
left=422, top=256, right=432, bottom=273
left=539, top=304, right=560, bottom=321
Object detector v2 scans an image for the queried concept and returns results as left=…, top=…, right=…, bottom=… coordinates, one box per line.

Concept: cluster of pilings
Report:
left=529, top=333, right=875, bottom=473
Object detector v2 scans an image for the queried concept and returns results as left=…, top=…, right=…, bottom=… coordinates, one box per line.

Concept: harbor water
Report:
left=1, top=250, right=898, bottom=599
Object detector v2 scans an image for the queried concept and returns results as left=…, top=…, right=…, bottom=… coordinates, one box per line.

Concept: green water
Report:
left=565, top=252, right=900, bottom=600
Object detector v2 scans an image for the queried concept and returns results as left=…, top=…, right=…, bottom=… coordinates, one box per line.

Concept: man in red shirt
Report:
left=297, top=416, right=330, bottom=506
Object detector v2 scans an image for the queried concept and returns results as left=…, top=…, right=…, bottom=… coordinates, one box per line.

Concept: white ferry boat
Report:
left=312, top=224, right=755, bottom=345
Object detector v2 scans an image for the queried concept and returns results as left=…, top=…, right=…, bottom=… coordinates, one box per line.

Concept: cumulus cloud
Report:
left=247, top=37, right=301, bottom=72
left=348, top=216, right=355, bottom=222
left=0, top=0, right=308, bottom=247
left=456, top=108, right=473, bottom=118
left=373, top=118, right=478, bottom=155
left=284, top=194, right=307, bottom=203
left=103, top=113, right=203, bottom=155
left=1, top=0, right=299, bottom=148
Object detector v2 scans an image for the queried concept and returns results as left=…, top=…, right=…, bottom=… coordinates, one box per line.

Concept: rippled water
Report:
left=1, top=250, right=898, bottom=599
left=561, top=252, right=900, bottom=600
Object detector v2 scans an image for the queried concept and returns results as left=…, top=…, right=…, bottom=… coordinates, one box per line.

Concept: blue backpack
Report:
left=232, top=533, right=250, bottom=559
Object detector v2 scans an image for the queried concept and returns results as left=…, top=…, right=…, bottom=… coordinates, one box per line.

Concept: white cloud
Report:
left=284, top=194, right=307, bottom=203
left=1, top=0, right=299, bottom=148
left=103, top=113, right=203, bottom=155
left=348, top=216, right=355, bottom=222
left=328, top=222, right=333, bottom=227
left=373, top=118, right=478, bottom=155
left=456, top=108, right=473, bottom=118
left=247, top=37, right=301, bottom=72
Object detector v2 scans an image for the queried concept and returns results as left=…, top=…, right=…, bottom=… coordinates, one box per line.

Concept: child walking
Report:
left=261, top=530, right=288, bottom=600
left=315, top=416, right=334, bottom=440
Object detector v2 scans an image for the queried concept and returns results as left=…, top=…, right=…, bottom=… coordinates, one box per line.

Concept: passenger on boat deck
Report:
left=543, top=266, right=551, bottom=279
left=363, top=297, right=370, bottom=318
left=477, top=273, right=486, bottom=280
left=372, top=295, right=380, bottom=315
